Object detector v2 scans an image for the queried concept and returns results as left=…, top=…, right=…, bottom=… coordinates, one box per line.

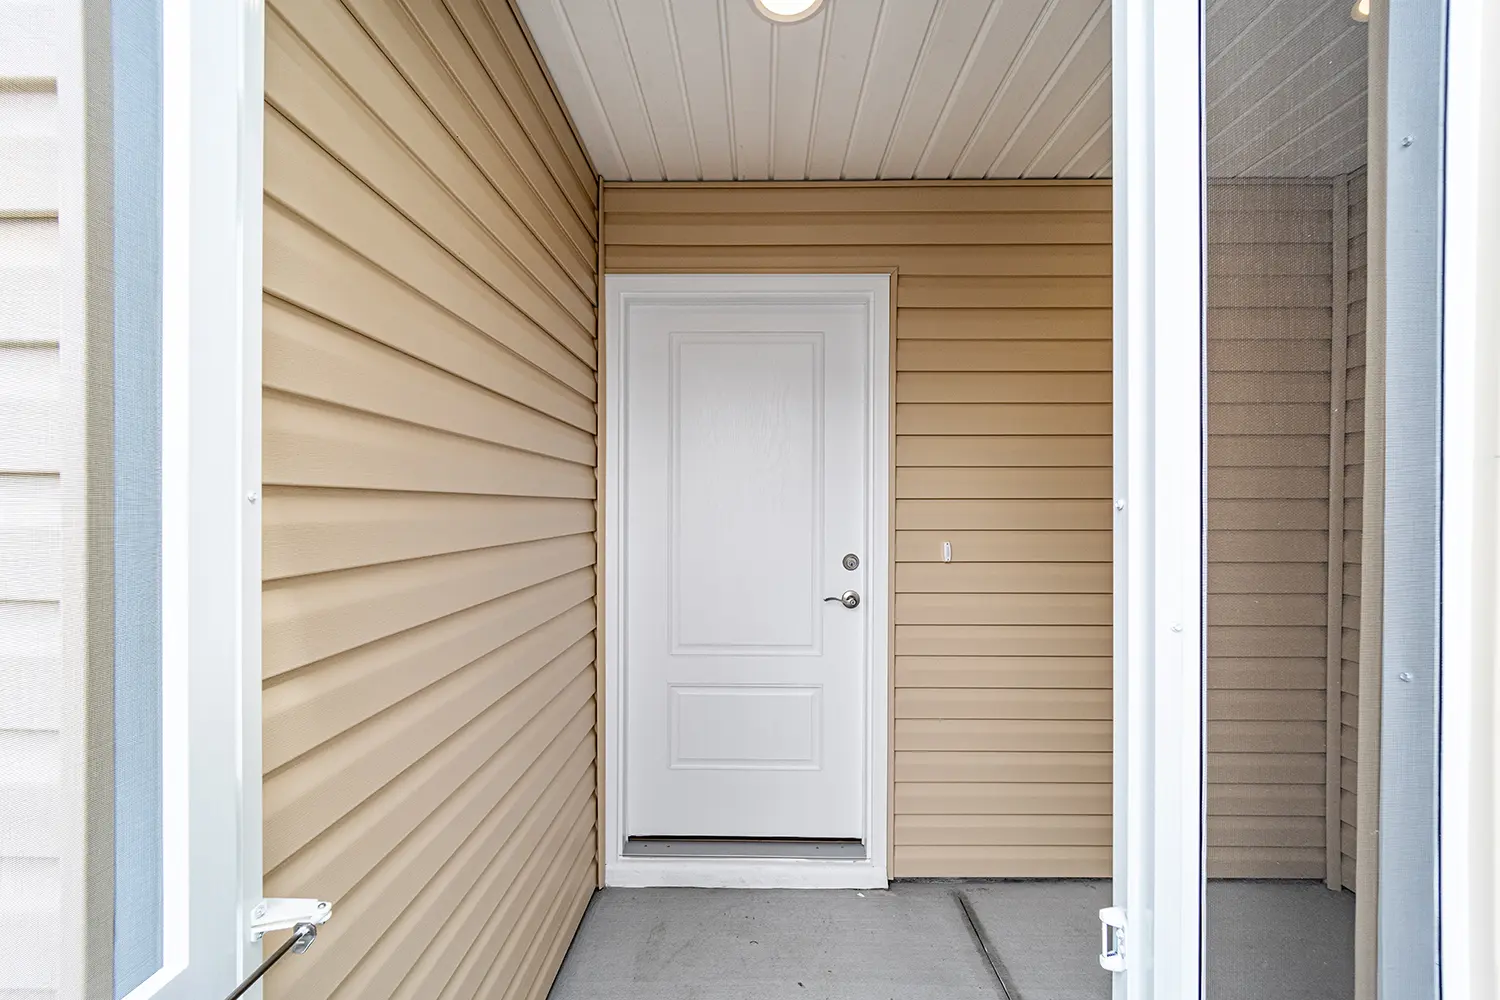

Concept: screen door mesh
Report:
left=1204, top=0, right=1370, bottom=996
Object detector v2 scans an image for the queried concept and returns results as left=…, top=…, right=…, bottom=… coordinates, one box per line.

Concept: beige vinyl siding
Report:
left=0, top=1, right=63, bottom=994
left=1206, top=180, right=1334, bottom=879
left=604, top=180, right=1113, bottom=878
left=261, top=2, right=598, bottom=999
left=1353, top=23, right=1386, bottom=997
left=1340, top=169, right=1367, bottom=891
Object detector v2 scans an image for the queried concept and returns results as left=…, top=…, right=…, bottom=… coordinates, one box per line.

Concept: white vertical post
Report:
left=1439, top=0, right=1493, bottom=997
left=1111, top=0, right=1206, bottom=996
left=236, top=0, right=266, bottom=986
left=157, top=0, right=263, bottom=995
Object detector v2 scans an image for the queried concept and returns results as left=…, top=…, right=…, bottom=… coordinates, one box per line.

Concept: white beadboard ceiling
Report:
left=514, top=0, right=1368, bottom=181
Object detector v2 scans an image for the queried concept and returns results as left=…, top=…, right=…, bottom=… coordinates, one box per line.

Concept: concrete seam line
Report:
left=953, top=889, right=1016, bottom=1000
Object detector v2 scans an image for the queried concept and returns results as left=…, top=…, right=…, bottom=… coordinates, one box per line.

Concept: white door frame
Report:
left=1111, top=0, right=1205, bottom=995
left=1439, top=0, right=1495, bottom=992
left=602, top=273, right=891, bottom=889
left=160, top=0, right=265, bottom=993
left=52, top=0, right=264, bottom=995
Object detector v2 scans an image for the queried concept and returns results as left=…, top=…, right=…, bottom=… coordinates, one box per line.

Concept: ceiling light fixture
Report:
left=1350, top=0, right=1369, bottom=22
left=752, top=0, right=826, bottom=24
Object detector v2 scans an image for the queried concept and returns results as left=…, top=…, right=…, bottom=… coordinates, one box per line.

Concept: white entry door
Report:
left=615, top=277, right=884, bottom=842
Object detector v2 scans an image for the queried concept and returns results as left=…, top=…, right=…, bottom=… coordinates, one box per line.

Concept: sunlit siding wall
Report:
left=1340, top=168, right=1367, bottom=891
left=261, top=2, right=600, bottom=998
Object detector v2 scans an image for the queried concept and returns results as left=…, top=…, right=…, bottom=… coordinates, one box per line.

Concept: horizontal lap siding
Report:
left=0, top=3, right=63, bottom=995
left=1341, top=171, right=1366, bottom=890
left=605, top=180, right=1112, bottom=878
left=1206, top=181, right=1334, bottom=879
left=262, top=3, right=597, bottom=999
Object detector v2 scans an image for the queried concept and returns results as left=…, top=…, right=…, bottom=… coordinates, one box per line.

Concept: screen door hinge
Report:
left=1099, top=906, right=1127, bottom=971
left=250, top=898, right=333, bottom=942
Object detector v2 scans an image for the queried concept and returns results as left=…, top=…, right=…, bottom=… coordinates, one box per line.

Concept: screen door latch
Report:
left=1098, top=906, right=1127, bottom=971
left=250, top=897, right=333, bottom=942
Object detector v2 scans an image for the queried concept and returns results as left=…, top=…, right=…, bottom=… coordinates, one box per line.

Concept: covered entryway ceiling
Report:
left=513, top=0, right=1368, bottom=182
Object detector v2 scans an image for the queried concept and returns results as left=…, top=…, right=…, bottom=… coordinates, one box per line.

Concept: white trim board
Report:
left=160, top=0, right=265, bottom=993
left=1439, top=0, right=1494, bottom=992
left=1111, top=0, right=1206, bottom=994
left=602, top=273, right=892, bottom=890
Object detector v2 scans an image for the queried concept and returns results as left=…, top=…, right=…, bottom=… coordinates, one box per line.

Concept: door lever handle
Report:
left=824, top=591, right=860, bottom=609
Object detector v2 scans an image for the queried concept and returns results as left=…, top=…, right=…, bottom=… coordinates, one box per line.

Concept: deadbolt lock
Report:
left=842, top=553, right=860, bottom=571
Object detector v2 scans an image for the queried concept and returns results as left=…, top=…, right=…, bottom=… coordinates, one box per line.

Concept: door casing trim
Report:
left=602, top=273, right=891, bottom=889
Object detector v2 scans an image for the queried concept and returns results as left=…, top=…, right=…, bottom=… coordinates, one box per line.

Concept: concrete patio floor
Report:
left=546, top=879, right=1354, bottom=1000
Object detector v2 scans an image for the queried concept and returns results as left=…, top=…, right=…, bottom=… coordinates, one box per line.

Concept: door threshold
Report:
left=606, top=853, right=888, bottom=889
left=624, top=837, right=866, bottom=860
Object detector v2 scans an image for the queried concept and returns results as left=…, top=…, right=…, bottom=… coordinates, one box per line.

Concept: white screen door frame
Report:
left=1110, top=0, right=1206, bottom=996
left=1440, top=0, right=1496, bottom=992
left=54, top=0, right=267, bottom=994
left=156, top=0, right=264, bottom=993
left=602, top=273, right=891, bottom=890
